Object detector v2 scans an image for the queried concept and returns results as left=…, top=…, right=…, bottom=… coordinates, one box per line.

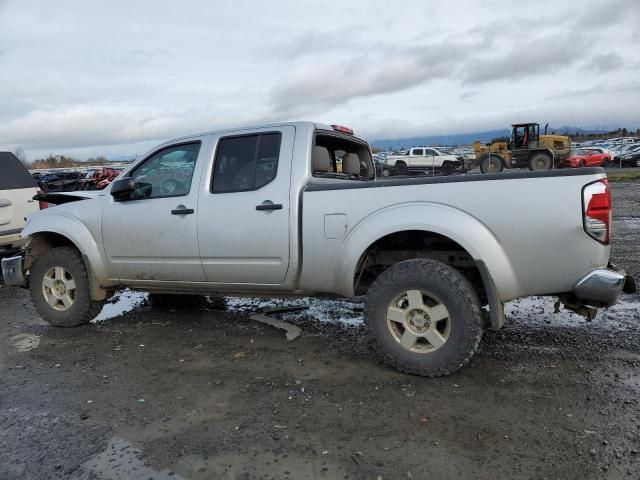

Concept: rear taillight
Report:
left=582, top=179, right=611, bottom=244
left=37, top=188, right=48, bottom=210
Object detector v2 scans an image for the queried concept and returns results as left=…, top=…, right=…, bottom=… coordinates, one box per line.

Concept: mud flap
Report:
left=1, top=255, right=26, bottom=287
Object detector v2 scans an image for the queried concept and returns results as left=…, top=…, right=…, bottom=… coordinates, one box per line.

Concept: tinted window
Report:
left=424, top=149, right=436, bottom=156
left=0, top=152, right=37, bottom=190
left=412, top=149, right=424, bottom=156
left=212, top=133, right=281, bottom=193
left=128, top=142, right=200, bottom=200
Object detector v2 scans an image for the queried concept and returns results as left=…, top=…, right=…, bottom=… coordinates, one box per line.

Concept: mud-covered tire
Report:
left=479, top=154, right=504, bottom=173
left=394, top=161, right=408, bottom=175
left=29, top=247, right=104, bottom=327
left=528, top=152, right=553, bottom=170
left=364, top=258, right=484, bottom=377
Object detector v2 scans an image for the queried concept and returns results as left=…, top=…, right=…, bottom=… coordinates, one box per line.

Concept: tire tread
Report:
left=364, top=259, right=483, bottom=377
left=29, top=246, right=103, bottom=327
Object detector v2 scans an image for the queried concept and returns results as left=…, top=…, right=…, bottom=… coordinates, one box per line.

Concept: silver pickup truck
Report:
left=2, top=122, right=635, bottom=376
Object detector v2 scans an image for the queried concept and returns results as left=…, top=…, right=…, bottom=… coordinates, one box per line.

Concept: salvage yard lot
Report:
left=1, top=183, right=639, bottom=480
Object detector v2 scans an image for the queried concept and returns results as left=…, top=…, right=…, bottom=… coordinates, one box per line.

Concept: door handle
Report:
left=171, top=206, right=194, bottom=215
left=256, top=201, right=283, bottom=211
left=0, top=199, right=11, bottom=208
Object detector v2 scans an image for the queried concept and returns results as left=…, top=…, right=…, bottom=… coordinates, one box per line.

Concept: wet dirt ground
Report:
left=1, top=183, right=639, bottom=480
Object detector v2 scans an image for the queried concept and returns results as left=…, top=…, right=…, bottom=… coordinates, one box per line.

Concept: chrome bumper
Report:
left=1, top=255, right=26, bottom=287
left=573, top=267, right=635, bottom=307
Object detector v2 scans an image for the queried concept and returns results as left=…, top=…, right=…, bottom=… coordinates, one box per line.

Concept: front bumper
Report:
left=1, top=255, right=26, bottom=287
left=573, top=266, right=636, bottom=307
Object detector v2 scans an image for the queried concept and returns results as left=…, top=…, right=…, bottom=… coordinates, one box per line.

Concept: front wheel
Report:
left=364, top=259, right=484, bottom=377
left=528, top=152, right=553, bottom=171
left=29, top=247, right=104, bottom=327
left=479, top=154, right=504, bottom=174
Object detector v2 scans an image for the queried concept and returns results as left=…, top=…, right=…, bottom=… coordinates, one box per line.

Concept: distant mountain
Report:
left=369, top=125, right=610, bottom=150
left=370, top=130, right=509, bottom=150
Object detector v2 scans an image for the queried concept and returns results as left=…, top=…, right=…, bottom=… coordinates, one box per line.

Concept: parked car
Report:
left=559, top=149, right=609, bottom=168
left=619, top=152, right=640, bottom=168
left=384, top=147, right=464, bottom=175
left=581, top=147, right=612, bottom=163
left=613, top=144, right=640, bottom=164
left=0, top=152, right=46, bottom=251
left=2, top=122, right=635, bottom=376
left=39, top=172, right=83, bottom=192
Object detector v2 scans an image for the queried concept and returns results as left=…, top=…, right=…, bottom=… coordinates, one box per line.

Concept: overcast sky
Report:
left=1, top=0, right=638, bottom=160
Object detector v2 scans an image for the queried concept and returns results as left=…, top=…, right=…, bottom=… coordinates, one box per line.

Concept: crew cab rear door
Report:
left=197, top=126, right=294, bottom=284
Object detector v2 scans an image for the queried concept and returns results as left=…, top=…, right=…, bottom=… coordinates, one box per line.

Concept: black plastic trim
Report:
left=304, top=167, right=606, bottom=192
left=171, top=208, right=194, bottom=215
left=475, top=260, right=505, bottom=330
left=256, top=203, right=283, bottom=211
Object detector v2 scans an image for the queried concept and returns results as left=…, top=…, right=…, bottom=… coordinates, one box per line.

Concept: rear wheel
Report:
left=364, top=259, right=484, bottom=377
left=29, top=247, right=104, bottom=327
left=528, top=152, right=553, bottom=170
left=395, top=161, right=408, bottom=175
left=479, top=154, right=504, bottom=173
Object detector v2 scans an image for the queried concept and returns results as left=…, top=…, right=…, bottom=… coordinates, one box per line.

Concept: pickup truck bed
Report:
left=301, top=168, right=610, bottom=301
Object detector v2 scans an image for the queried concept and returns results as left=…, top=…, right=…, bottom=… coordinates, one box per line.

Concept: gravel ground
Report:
left=0, top=182, right=639, bottom=480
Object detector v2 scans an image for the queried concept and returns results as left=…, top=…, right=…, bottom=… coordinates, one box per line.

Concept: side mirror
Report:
left=110, top=177, right=135, bottom=201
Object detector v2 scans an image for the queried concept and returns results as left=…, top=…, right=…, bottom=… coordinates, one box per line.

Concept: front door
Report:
left=197, top=126, right=294, bottom=284
left=101, top=140, right=207, bottom=282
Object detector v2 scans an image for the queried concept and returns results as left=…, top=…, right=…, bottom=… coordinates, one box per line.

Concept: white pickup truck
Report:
left=2, top=122, right=635, bottom=376
left=385, top=147, right=464, bottom=175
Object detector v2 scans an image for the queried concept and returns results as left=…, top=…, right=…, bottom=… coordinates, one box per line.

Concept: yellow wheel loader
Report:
left=473, top=123, right=571, bottom=173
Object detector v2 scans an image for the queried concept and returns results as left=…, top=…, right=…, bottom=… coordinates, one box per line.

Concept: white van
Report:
left=0, top=152, right=42, bottom=250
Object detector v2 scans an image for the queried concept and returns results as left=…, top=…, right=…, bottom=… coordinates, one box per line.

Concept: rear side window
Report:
left=212, top=132, right=281, bottom=193
left=413, top=149, right=424, bottom=156
left=0, top=152, right=37, bottom=190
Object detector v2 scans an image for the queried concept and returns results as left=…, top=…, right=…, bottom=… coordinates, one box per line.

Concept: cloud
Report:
left=269, top=39, right=480, bottom=117
left=581, top=53, right=624, bottom=72
left=546, top=81, right=640, bottom=100
left=279, top=30, right=361, bottom=59
left=0, top=0, right=639, bottom=158
left=575, top=0, right=640, bottom=28
left=462, top=33, right=591, bottom=85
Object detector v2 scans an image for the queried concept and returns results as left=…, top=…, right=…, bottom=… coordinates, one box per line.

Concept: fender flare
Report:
left=337, top=202, right=520, bottom=301
left=22, top=213, right=112, bottom=298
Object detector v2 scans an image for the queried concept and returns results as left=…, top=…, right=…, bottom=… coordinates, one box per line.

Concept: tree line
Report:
left=14, top=148, right=113, bottom=169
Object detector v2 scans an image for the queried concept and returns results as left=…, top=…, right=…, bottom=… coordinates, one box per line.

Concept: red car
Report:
left=559, top=149, right=610, bottom=168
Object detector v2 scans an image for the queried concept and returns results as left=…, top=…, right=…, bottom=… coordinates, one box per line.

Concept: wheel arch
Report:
left=339, top=203, right=520, bottom=303
left=22, top=214, right=112, bottom=300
